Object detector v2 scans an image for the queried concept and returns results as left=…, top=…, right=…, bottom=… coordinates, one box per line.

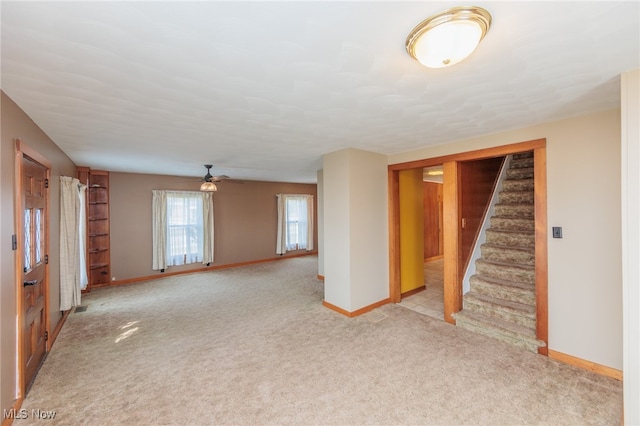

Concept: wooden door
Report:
left=21, top=154, right=49, bottom=391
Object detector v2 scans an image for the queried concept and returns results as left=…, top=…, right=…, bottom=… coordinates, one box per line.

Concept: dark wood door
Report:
left=21, top=155, right=48, bottom=390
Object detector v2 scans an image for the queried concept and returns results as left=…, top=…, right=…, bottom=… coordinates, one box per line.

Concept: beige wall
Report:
left=323, top=148, right=389, bottom=312
left=109, top=172, right=317, bottom=281
left=621, top=69, right=640, bottom=424
left=389, top=109, right=623, bottom=370
left=1, top=92, right=77, bottom=413
left=399, top=168, right=425, bottom=294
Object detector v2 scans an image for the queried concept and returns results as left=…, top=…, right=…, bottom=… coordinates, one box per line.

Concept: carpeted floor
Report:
left=16, top=256, right=622, bottom=425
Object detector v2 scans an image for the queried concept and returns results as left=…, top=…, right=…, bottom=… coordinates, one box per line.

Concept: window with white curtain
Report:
left=166, top=192, right=204, bottom=266
left=276, top=194, right=314, bottom=255
left=285, top=196, right=307, bottom=250
left=152, top=190, right=214, bottom=271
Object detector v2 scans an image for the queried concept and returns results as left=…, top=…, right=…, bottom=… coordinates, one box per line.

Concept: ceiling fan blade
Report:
left=198, top=165, right=231, bottom=183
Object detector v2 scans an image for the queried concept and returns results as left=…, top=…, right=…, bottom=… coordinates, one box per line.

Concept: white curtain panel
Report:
left=59, top=176, right=83, bottom=311
left=78, top=183, right=88, bottom=290
left=305, top=195, right=314, bottom=251
left=151, top=190, right=167, bottom=270
left=276, top=194, right=287, bottom=254
left=202, top=192, right=214, bottom=265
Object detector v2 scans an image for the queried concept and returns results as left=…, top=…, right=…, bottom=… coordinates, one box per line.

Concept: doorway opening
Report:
left=398, top=165, right=445, bottom=320
left=388, top=138, right=548, bottom=354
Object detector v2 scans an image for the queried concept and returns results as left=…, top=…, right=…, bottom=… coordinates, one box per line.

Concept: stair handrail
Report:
left=462, top=155, right=513, bottom=294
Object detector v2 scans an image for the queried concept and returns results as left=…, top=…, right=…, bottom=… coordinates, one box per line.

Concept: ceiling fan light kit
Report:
left=200, top=181, right=217, bottom=192
left=199, top=164, right=229, bottom=191
left=406, top=6, right=492, bottom=69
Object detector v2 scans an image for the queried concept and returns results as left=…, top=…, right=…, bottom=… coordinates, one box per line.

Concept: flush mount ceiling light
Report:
left=406, top=6, right=491, bottom=69
left=424, top=166, right=444, bottom=178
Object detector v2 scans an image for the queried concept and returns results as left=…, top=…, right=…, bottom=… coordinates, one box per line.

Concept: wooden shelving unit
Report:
left=78, top=168, right=111, bottom=290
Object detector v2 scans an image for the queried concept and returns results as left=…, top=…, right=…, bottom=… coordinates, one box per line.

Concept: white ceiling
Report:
left=2, top=1, right=638, bottom=183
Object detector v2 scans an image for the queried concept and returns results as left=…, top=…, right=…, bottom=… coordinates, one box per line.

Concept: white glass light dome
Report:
left=406, top=7, right=491, bottom=69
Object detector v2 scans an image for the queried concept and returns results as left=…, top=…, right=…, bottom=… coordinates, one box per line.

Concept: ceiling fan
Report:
left=199, top=164, right=229, bottom=192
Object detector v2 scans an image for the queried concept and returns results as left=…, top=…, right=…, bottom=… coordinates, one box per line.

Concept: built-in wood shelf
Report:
left=90, top=263, right=108, bottom=270
left=78, top=168, right=111, bottom=291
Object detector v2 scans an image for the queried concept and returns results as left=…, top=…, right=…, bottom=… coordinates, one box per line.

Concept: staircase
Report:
left=453, top=152, right=545, bottom=353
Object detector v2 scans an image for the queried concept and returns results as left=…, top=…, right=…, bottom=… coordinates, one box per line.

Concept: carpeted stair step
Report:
left=475, top=258, right=535, bottom=284
left=494, top=203, right=534, bottom=218
left=469, top=274, right=535, bottom=305
left=485, top=228, right=535, bottom=248
left=453, top=310, right=545, bottom=353
left=489, top=216, right=534, bottom=231
left=512, top=151, right=533, bottom=160
left=505, top=167, right=534, bottom=180
left=509, top=157, right=534, bottom=169
left=499, top=190, right=534, bottom=204
left=480, top=243, right=535, bottom=266
left=463, top=291, right=536, bottom=329
left=502, top=178, right=534, bottom=192
left=457, top=150, right=541, bottom=353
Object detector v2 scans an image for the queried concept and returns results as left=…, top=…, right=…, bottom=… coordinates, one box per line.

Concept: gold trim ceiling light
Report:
left=406, top=6, right=491, bottom=68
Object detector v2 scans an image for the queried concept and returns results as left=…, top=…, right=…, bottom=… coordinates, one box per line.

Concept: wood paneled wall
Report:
left=423, top=181, right=443, bottom=259
left=459, top=157, right=504, bottom=273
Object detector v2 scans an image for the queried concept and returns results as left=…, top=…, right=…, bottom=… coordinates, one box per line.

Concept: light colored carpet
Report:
left=17, top=256, right=621, bottom=425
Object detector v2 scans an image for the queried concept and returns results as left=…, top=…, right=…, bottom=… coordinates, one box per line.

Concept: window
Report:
left=23, top=207, right=46, bottom=272
left=276, top=194, right=314, bottom=254
left=152, top=190, right=214, bottom=271
left=285, top=196, right=308, bottom=251
left=166, top=192, right=204, bottom=266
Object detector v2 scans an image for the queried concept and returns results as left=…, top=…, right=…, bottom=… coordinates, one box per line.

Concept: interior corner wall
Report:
left=389, top=109, right=623, bottom=370
left=1, top=91, right=77, bottom=413
left=399, top=168, right=425, bottom=294
left=323, top=148, right=389, bottom=312
left=621, top=68, right=640, bottom=425
left=317, top=169, right=324, bottom=277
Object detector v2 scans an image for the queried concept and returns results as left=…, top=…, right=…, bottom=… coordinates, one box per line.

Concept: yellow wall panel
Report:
left=399, top=169, right=425, bottom=294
